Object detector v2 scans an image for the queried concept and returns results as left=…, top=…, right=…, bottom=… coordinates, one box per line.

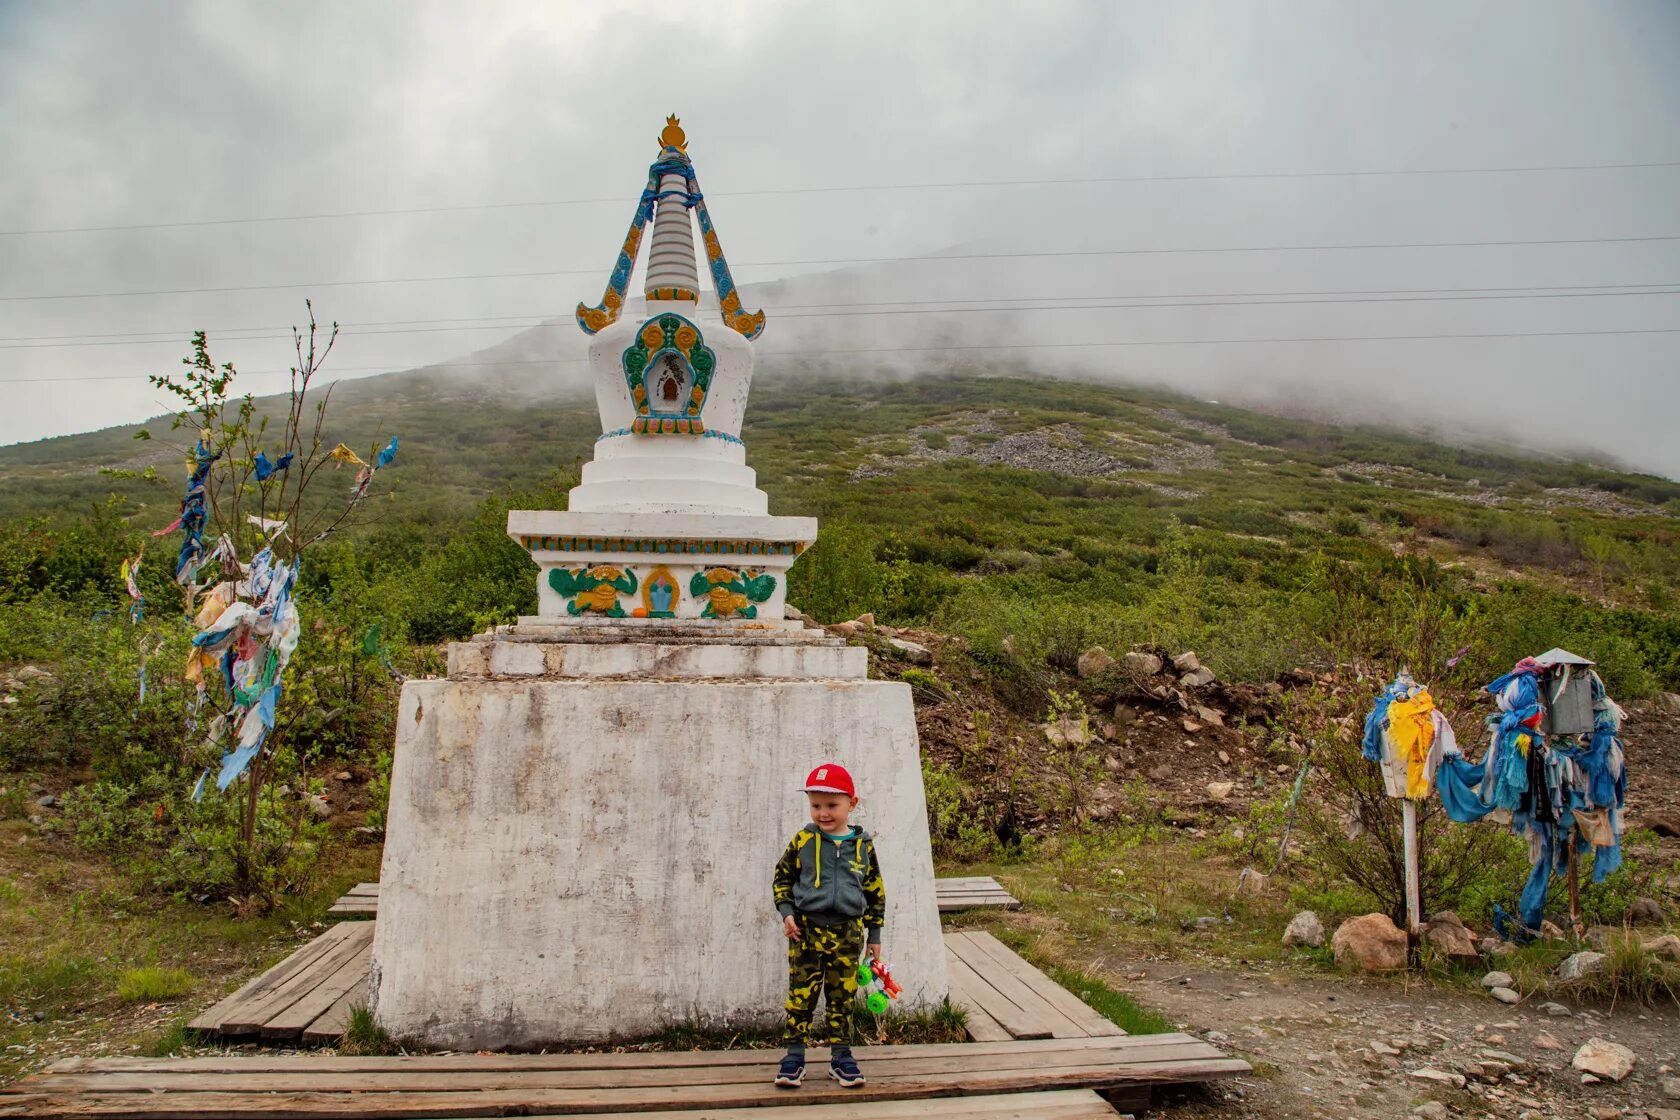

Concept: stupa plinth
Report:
left=369, top=118, right=949, bottom=1048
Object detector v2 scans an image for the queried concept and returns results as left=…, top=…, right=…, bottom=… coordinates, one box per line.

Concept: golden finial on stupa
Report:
left=659, top=114, right=688, bottom=153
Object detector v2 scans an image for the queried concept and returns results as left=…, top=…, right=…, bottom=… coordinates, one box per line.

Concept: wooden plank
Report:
left=21, top=1046, right=1248, bottom=1094
left=262, top=927, right=373, bottom=1038
left=186, top=924, right=359, bottom=1034
left=29, top=1035, right=1219, bottom=1076
left=952, top=932, right=1122, bottom=1038
left=947, top=969, right=1011, bottom=1043
left=299, top=987, right=362, bottom=1045
left=344, top=883, right=380, bottom=895
left=937, top=899, right=1020, bottom=913
left=942, top=951, right=1053, bottom=1040
left=221, top=924, right=376, bottom=1036
left=945, top=934, right=1087, bottom=1040
left=3, top=1062, right=1253, bottom=1117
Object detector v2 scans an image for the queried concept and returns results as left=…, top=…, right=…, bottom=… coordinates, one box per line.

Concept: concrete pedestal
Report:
left=369, top=623, right=948, bottom=1049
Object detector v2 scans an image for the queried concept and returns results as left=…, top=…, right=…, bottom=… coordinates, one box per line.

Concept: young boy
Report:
left=771, top=762, right=886, bottom=1089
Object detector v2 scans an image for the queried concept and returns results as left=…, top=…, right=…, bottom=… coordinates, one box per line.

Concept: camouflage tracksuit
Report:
left=772, top=825, right=886, bottom=1047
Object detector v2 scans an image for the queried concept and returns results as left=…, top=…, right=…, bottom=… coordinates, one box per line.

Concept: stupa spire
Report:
left=575, top=116, right=765, bottom=340
left=643, top=117, right=700, bottom=301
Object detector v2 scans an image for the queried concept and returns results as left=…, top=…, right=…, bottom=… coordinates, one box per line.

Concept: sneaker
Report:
left=828, top=1047, right=865, bottom=1088
left=774, top=1052, right=805, bottom=1088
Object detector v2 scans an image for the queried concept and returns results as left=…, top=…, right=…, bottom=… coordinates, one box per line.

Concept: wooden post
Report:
left=1402, top=799, right=1422, bottom=937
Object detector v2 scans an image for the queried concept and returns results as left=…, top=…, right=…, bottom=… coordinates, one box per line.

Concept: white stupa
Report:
left=369, top=118, right=948, bottom=1048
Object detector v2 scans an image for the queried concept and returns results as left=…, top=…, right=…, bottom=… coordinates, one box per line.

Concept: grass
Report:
left=138, top=1017, right=194, bottom=1057
left=340, top=1005, right=398, bottom=1056
left=116, top=966, right=194, bottom=1003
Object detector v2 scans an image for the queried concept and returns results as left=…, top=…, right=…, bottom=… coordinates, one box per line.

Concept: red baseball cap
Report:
left=801, top=763, right=856, bottom=798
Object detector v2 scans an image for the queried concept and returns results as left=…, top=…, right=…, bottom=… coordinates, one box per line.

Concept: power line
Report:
left=5, top=326, right=1677, bottom=384
left=8, top=280, right=1677, bottom=346
left=6, top=158, right=1678, bottom=237
left=6, top=284, right=1680, bottom=350
left=6, top=233, right=1680, bottom=304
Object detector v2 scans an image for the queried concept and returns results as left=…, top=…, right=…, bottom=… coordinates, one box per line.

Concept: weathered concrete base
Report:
left=370, top=659, right=948, bottom=1049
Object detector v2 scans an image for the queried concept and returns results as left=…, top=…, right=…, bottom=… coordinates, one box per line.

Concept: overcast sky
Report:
left=2, top=1, right=1678, bottom=476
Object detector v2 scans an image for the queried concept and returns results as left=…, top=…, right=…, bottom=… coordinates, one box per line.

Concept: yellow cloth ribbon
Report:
left=328, top=443, right=367, bottom=466
left=1386, top=689, right=1438, bottom=799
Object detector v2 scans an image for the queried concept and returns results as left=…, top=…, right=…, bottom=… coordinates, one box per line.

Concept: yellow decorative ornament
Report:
left=659, top=114, right=688, bottom=152
left=707, top=586, right=750, bottom=616
left=674, top=324, right=698, bottom=353
left=641, top=321, right=666, bottom=350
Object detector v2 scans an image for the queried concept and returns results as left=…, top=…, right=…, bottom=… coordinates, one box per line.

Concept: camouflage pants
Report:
left=785, top=915, right=862, bottom=1047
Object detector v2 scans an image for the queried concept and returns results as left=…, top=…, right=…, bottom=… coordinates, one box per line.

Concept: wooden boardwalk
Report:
left=2, top=1036, right=1248, bottom=1117
left=186, top=921, right=372, bottom=1044
left=329, top=877, right=1021, bottom=918
left=191, top=927, right=1116, bottom=1048
left=944, top=930, right=1124, bottom=1043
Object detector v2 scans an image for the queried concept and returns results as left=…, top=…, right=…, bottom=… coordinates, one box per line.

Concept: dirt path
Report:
left=1095, top=952, right=1680, bottom=1119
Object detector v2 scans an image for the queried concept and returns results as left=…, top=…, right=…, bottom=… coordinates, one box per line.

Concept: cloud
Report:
left=1, top=0, right=1677, bottom=475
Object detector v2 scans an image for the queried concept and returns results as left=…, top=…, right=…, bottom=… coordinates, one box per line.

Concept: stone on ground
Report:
left=1180, top=666, right=1216, bottom=687
left=888, top=637, right=933, bottom=665
left=1282, top=910, right=1325, bottom=948
left=1557, top=950, right=1606, bottom=981
left=1645, top=933, right=1680, bottom=961
left=1409, top=1068, right=1467, bottom=1089
left=1538, top=1001, right=1572, bottom=1017
left=1412, top=1102, right=1449, bottom=1119
left=1076, top=646, right=1114, bottom=677
left=1489, top=986, right=1520, bottom=1004
left=1172, top=651, right=1201, bottom=672
left=1571, top=1037, right=1635, bottom=1081
left=1480, top=970, right=1514, bottom=989
left=1627, top=896, right=1664, bottom=924
left=1332, top=913, right=1408, bottom=972
left=1423, top=914, right=1479, bottom=962
left=1206, top=780, right=1234, bottom=801
left=1123, top=651, right=1164, bottom=676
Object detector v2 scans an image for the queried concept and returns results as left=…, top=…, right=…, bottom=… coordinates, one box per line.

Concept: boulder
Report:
left=853, top=613, right=875, bottom=631
left=1571, top=1037, right=1635, bottom=1082
left=887, top=638, right=933, bottom=666
left=1557, top=950, right=1606, bottom=981
left=1282, top=911, right=1326, bottom=948
left=831, top=620, right=862, bottom=637
left=1172, top=651, right=1201, bottom=672
left=1122, top=651, right=1164, bottom=677
left=1628, top=896, right=1664, bottom=925
left=1408, top=1068, right=1466, bottom=1089
left=1077, top=647, right=1115, bottom=678
left=1489, top=986, right=1520, bottom=1004
left=1423, top=915, right=1479, bottom=963
left=1652, top=691, right=1680, bottom=714
left=1193, top=704, right=1225, bottom=727
left=1645, top=813, right=1680, bottom=839
left=1538, top=1001, right=1572, bottom=1017
left=1643, top=933, right=1680, bottom=962
left=1480, top=970, right=1514, bottom=989
left=1538, top=920, right=1569, bottom=941
left=1180, top=667, right=1216, bottom=688
left=1332, top=913, right=1408, bottom=973
left=1205, top=781, right=1234, bottom=802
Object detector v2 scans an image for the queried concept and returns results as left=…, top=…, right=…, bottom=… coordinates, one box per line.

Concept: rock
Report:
left=1216, top=750, right=1230, bottom=764
left=1628, top=896, right=1664, bottom=925
left=335, top=770, right=353, bottom=782
left=1534, top=1031, right=1565, bottom=1050
left=1185, top=916, right=1220, bottom=932
left=1196, top=706, right=1225, bottom=727
left=1645, top=813, right=1680, bottom=839
left=306, top=794, right=333, bottom=819
left=1172, top=651, right=1201, bottom=672
left=1122, top=651, right=1164, bottom=676
left=854, top=613, right=875, bottom=631
left=1235, top=869, right=1266, bottom=895
left=1538, top=919, right=1568, bottom=941
left=14, top=665, right=53, bottom=684
left=1283, top=911, right=1326, bottom=948
left=831, top=620, right=862, bottom=637
left=1480, top=1048, right=1526, bottom=1068
left=1182, top=718, right=1203, bottom=733
left=784, top=604, right=816, bottom=626
left=1489, top=986, right=1520, bottom=1004
left=1424, top=915, right=1480, bottom=963
left=1538, top=1001, right=1572, bottom=1017
left=35, top=794, right=56, bottom=809
left=1481, top=971, right=1514, bottom=989
left=1147, top=763, right=1173, bottom=781
left=1482, top=938, right=1517, bottom=957
left=1205, top=781, right=1234, bottom=802
left=1077, top=646, right=1114, bottom=678
left=1558, top=950, right=1607, bottom=981
left=887, top=638, right=933, bottom=666
left=1369, top=1039, right=1401, bottom=1056
left=1332, top=913, right=1408, bottom=973
left=1661, top=1075, right=1680, bottom=1098
left=1572, top=1037, right=1636, bottom=1082
left=1409, top=1068, right=1467, bottom=1089
left=1644, top=933, right=1680, bottom=961
left=1180, top=667, right=1216, bottom=688
left=1652, top=691, right=1680, bottom=713
left=1112, top=702, right=1138, bottom=726
left=1651, top=1108, right=1680, bottom=1120
left=1412, top=1102, right=1449, bottom=1119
